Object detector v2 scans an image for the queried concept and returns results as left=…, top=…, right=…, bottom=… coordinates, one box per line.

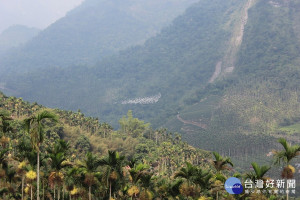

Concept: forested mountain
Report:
left=1, top=0, right=300, bottom=174
left=3, top=0, right=240, bottom=125
left=165, top=0, right=300, bottom=157
left=0, top=25, right=39, bottom=56
left=0, top=0, right=198, bottom=75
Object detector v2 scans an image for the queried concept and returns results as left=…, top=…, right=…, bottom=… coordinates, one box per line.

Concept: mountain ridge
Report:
left=0, top=25, right=39, bottom=56
left=0, top=0, right=198, bottom=75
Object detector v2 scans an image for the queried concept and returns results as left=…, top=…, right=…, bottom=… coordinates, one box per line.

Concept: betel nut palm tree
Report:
left=24, top=110, right=58, bottom=200
left=273, top=138, right=300, bottom=200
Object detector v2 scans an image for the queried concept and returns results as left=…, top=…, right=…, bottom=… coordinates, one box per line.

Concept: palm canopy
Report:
left=168, top=179, right=184, bottom=197
left=246, top=162, right=271, bottom=182
left=129, top=163, right=149, bottom=184
left=99, top=151, right=125, bottom=172
left=273, top=138, right=300, bottom=165
left=49, top=152, right=70, bottom=171
left=193, top=168, right=213, bottom=191
left=48, top=139, right=70, bottom=156
left=24, top=110, right=58, bottom=150
left=174, top=162, right=197, bottom=182
left=99, top=151, right=125, bottom=185
left=78, top=152, right=101, bottom=174
left=174, top=162, right=212, bottom=192
left=212, top=152, right=233, bottom=172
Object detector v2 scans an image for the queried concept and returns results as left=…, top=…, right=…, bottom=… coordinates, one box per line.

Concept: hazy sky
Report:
left=0, top=0, right=85, bottom=33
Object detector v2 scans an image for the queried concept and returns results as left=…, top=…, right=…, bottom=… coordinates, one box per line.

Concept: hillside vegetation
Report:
left=1, top=91, right=299, bottom=199
left=159, top=0, right=300, bottom=162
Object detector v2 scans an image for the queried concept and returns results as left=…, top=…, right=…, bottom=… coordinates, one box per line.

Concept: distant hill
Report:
left=0, top=0, right=198, bottom=75
left=0, top=25, right=39, bottom=56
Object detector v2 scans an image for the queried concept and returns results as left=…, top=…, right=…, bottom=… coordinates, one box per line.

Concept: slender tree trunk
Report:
left=58, top=188, right=60, bottom=200
left=89, top=186, right=91, bottom=200
left=54, top=185, right=56, bottom=200
left=31, top=185, right=33, bottom=200
left=286, top=168, right=288, bottom=200
left=37, top=148, right=40, bottom=200
left=43, top=180, right=45, bottom=200
left=22, top=176, right=25, bottom=200
left=109, top=181, right=112, bottom=200
left=286, top=183, right=289, bottom=200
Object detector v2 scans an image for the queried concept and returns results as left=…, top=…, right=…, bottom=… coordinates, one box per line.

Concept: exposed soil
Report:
left=177, top=114, right=207, bottom=129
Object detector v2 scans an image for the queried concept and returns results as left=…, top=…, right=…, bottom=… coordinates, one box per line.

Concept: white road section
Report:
left=121, top=93, right=161, bottom=105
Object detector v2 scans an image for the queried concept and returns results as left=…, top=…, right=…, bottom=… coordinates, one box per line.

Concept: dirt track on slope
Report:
left=208, top=0, right=254, bottom=83
left=177, top=114, right=207, bottom=129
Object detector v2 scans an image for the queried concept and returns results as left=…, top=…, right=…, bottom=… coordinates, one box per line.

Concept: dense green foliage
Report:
left=1, top=92, right=299, bottom=199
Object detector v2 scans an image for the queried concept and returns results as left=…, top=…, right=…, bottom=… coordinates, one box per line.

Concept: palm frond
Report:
left=36, top=110, right=58, bottom=122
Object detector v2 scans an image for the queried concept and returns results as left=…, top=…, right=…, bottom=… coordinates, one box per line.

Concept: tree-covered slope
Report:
left=4, top=0, right=244, bottom=128
left=0, top=0, right=198, bottom=75
left=167, top=0, right=300, bottom=158
left=1, top=91, right=299, bottom=199
left=0, top=91, right=209, bottom=166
